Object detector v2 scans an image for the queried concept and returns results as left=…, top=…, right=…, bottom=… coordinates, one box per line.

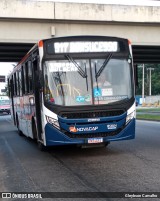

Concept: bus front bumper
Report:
left=44, top=118, right=135, bottom=146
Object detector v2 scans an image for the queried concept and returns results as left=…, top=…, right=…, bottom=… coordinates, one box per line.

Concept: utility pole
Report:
left=142, top=64, right=145, bottom=103
left=138, top=64, right=145, bottom=104
left=147, top=67, right=154, bottom=96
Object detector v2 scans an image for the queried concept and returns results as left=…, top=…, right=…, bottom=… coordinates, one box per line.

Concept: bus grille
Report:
left=61, top=110, right=124, bottom=119
left=61, top=127, right=124, bottom=139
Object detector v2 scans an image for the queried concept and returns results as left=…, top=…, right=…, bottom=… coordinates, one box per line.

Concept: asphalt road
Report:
left=0, top=114, right=160, bottom=201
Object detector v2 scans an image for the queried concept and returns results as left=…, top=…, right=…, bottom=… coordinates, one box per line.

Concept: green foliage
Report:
left=136, top=108, right=160, bottom=112
left=136, top=64, right=160, bottom=96
left=136, top=114, right=160, bottom=121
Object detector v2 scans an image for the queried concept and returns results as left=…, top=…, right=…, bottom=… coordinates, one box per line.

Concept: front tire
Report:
left=32, top=121, right=46, bottom=151
left=38, top=141, right=46, bottom=151
left=105, top=142, right=110, bottom=147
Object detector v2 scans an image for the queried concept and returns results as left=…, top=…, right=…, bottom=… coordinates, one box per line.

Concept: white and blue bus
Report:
left=8, top=36, right=136, bottom=150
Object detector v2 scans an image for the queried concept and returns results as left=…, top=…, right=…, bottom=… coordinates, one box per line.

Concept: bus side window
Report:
left=19, top=70, right=22, bottom=96
left=21, top=66, right=25, bottom=95
left=14, top=73, right=17, bottom=96
left=28, top=61, right=33, bottom=92
left=11, top=75, right=14, bottom=96
left=16, top=71, right=20, bottom=96
left=24, top=63, right=28, bottom=94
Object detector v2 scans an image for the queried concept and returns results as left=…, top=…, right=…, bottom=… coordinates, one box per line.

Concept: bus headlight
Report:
left=46, top=116, right=60, bottom=130
left=126, top=111, right=135, bottom=125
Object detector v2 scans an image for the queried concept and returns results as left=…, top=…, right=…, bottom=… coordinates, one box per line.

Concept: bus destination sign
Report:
left=54, top=41, right=119, bottom=53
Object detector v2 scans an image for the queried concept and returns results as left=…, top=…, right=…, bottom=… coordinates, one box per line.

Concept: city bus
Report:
left=8, top=36, right=136, bottom=150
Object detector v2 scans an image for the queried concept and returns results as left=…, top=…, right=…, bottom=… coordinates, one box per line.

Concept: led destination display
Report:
left=54, top=41, right=119, bottom=53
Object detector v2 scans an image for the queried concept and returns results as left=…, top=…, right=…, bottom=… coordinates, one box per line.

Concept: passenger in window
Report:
left=94, top=73, right=111, bottom=88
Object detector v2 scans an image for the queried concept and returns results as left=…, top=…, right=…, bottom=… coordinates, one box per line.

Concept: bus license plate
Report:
left=88, top=138, right=103, bottom=144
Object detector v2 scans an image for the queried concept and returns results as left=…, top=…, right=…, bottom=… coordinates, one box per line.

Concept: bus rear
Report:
left=41, top=36, right=136, bottom=147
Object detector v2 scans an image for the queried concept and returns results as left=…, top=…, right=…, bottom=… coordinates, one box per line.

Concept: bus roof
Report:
left=8, top=35, right=129, bottom=78
left=8, top=43, right=38, bottom=78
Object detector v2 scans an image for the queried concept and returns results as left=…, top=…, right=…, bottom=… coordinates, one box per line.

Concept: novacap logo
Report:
left=69, top=126, right=98, bottom=132
left=69, top=127, right=77, bottom=132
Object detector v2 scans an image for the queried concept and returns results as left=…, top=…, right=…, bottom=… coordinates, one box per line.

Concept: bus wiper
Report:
left=95, top=53, right=113, bottom=78
left=94, top=62, right=98, bottom=89
left=65, top=55, right=87, bottom=78
left=84, top=62, right=88, bottom=91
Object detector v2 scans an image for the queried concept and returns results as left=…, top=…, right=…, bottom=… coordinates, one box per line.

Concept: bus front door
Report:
left=33, top=58, right=43, bottom=141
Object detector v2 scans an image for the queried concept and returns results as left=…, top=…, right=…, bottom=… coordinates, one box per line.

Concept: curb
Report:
left=136, top=118, right=160, bottom=122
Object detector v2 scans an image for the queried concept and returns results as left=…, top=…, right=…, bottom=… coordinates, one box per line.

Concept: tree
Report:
left=136, top=64, right=160, bottom=96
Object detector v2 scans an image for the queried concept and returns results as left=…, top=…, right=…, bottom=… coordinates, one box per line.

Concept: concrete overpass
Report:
left=0, top=0, right=160, bottom=63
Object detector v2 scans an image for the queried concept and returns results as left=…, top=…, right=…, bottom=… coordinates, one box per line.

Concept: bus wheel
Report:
left=105, top=142, right=110, bottom=147
left=32, top=121, right=46, bottom=151
left=16, top=116, right=23, bottom=136
left=32, top=121, right=37, bottom=140
left=38, top=141, right=46, bottom=151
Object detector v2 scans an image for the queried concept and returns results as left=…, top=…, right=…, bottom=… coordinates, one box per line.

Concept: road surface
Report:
left=0, top=114, right=160, bottom=201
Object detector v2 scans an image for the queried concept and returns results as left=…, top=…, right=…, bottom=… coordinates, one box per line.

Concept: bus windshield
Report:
left=44, top=57, right=133, bottom=106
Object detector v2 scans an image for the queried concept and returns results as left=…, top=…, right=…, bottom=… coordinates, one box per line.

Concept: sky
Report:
left=0, top=63, right=15, bottom=76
